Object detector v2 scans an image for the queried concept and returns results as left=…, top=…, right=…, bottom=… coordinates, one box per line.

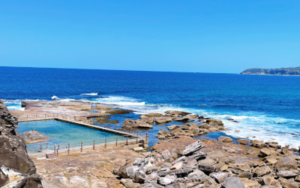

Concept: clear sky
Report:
left=0, top=1, right=299, bottom=73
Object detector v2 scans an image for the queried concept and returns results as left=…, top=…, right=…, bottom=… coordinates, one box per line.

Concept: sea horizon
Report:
left=2, top=66, right=300, bottom=148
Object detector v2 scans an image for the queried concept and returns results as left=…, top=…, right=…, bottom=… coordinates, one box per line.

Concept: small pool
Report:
left=17, top=120, right=126, bottom=152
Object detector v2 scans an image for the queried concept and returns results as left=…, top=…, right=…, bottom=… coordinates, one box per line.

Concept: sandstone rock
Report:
left=69, top=176, right=89, bottom=187
left=167, top=125, right=180, bottom=131
left=259, top=148, right=274, bottom=157
left=240, top=179, right=260, bottom=188
left=210, top=172, right=228, bottom=183
left=142, top=113, right=164, bottom=118
left=155, top=117, right=173, bottom=124
left=253, top=166, right=272, bottom=177
left=158, top=175, right=176, bottom=186
left=162, top=150, right=172, bottom=161
left=279, top=177, right=299, bottom=188
left=198, top=164, right=219, bottom=174
left=277, top=171, right=297, bottom=178
left=152, top=136, right=198, bottom=155
left=207, top=119, right=223, bottom=126
left=22, top=130, right=49, bottom=144
left=182, top=141, right=204, bottom=156
left=120, top=178, right=140, bottom=188
left=135, top=120, right=153, bottom=129
left=221, top=177, right=245, bottom=188
left=251, top=140, right=265, bottom=148
left=237, top=139, right=249, bottom=145
left=187, top=169, right=207, bottom=182
left=275, top=156, right=297, bottom=171
left=186, top=123, right=199, bottom=129
left=122, top=119, right=153, bottom=129
left=199, top=123, right=211, bottom=129
left=218, top=136, right=233, bottom=143
left=133, top=147, right=144, bottom=152
left=165, top=111, right=191, bottom=117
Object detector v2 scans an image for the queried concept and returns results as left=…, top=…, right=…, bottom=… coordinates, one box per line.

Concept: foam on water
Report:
left=4, top=100, right=25, bottom=111
left=5, top=94, right=300, bottom=148
left=92, top=95, right=300, bottom=148
left=80, top=93, right=98, bottom=96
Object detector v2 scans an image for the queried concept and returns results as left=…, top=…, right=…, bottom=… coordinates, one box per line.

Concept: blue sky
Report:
left=0, top=1, right=299, bottom=73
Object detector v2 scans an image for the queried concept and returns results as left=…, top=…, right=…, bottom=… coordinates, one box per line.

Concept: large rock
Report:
left=152, top=136, right=198, bottom=155
left=221, top=177, right=245, bottom=188
left=0, top=100, right=43, bottom=188
left=22, top=130, right=49, bottom=144
left=275, top=156, right=297, bottom=171
left=218, top=136, right=232, bottom=143
left=122, top=119, right=153, bottom=129
left=154, top=117, right=173, bottom=124
left=182, top=141, right=204, bottom=156
left=165, top=111, right=191, bottom=117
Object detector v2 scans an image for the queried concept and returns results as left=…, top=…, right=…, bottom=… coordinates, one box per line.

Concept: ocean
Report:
left=2, top=66, right=300, bottom=148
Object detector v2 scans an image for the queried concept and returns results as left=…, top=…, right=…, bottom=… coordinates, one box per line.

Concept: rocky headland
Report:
left=240, top=67, right=300, bottom=76
left=0, top=100, right=43, bottom=187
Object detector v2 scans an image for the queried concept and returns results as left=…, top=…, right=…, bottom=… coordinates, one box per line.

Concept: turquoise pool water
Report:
left=17, top=120, right=126, bottom=152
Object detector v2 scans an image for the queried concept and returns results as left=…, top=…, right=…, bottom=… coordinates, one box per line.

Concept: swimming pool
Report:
left=17, top=120, right=126, bottom=152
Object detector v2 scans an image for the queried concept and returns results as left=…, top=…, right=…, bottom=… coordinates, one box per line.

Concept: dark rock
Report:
left=198, top=164, right=219, bottom=174
left=0, top=100, right=42, bottom=188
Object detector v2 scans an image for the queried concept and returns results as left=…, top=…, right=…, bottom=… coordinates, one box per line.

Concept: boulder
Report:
left=122, top=119, right=153, bottom=129
left=218, top=136, right=233, bottom=143
left=167, top=125, right=180, bottom=131
left=277, top=171, right=298, bottom=178
left=120, top=178, right=140, bottom=188
left=158, top=175, right=176, bottom=186
left=210, top=172, right=228, bottom=183
left=207, top=119, right=223, bottom=126
left=236, top=139, right=249, bottom=145
left=251, top=140, right=265, bottom=148
left=22, top=130, right=49, bottom=144
left=151, top=136, right=198, bottom=155
left=165, top=111, right=191, bottom=117
left=275, top=156, right=297, bottom=171
left=221, top=177, right=245, bottom=188
left=253, top=166, right=272, bottom=177
left=182, top=141, right=204, bottom=156
left=279, top=178, right=299, bottom=188
left=155, top=117, right=173, bottom=124
left=259, top=148, right=274, bottom=157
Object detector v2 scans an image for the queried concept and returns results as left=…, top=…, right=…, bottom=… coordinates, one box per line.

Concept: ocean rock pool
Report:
left=17, top=120, right=127, bottom=152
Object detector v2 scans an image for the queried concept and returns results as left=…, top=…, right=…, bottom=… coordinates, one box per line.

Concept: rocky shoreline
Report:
left=5, top=100, right=300, bottom=187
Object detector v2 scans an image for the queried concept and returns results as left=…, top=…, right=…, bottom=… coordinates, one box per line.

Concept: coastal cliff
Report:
left=240, top=67, right=300, bottom=76
left=0, top=100, right=43, bottom=187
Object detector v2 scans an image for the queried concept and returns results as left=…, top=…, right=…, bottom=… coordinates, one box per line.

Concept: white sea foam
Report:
left=80, top=93, right=98, bottom=96
left=91, top=95, right=300, bottom=148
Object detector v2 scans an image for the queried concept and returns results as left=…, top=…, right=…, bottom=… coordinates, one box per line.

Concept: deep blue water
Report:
left=2, top=66, right=300, bottom=148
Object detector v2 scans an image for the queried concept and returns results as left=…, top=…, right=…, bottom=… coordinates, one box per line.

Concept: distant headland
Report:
left=240, top=67, right=300, bottom=76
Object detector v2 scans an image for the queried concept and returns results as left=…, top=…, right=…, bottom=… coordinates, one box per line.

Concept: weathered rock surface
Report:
left=122, top=119, right=153, bottom=129
left=22, top=130, right=49, bottom=144
left=0, top=100, right=43, bottom=187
